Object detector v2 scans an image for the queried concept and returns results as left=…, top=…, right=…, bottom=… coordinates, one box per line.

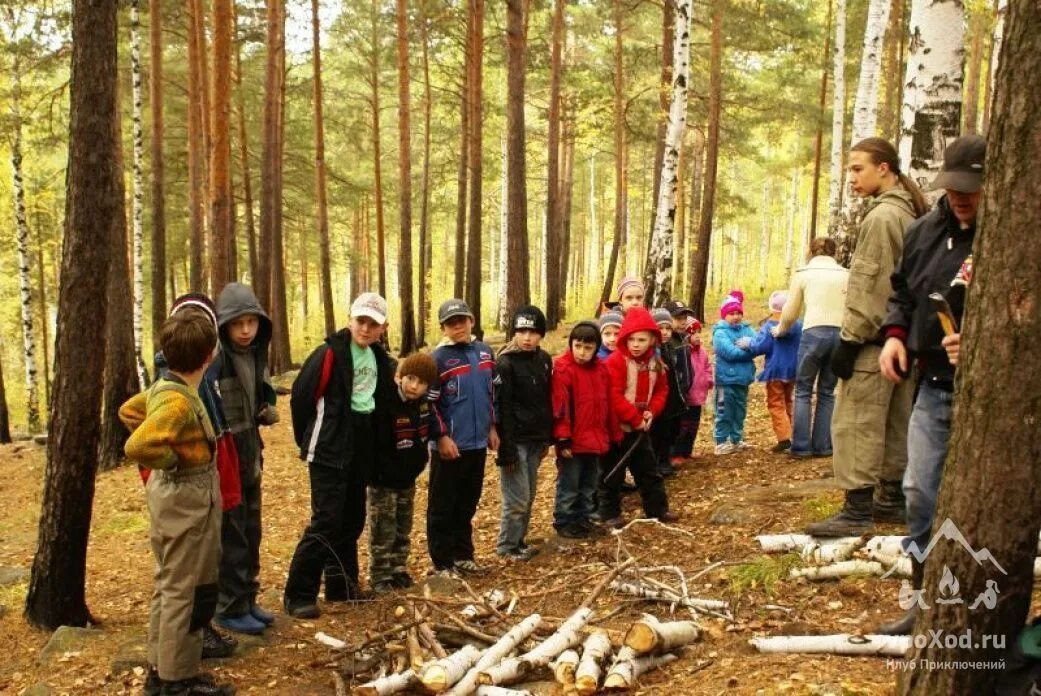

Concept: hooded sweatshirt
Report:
left=712, top=319, right=757, bottom=386
left=207, top=283, right=275, bottom=475
left=604, top=308, right=669, bottom=436
left=493, top=339, right=553, bottom=465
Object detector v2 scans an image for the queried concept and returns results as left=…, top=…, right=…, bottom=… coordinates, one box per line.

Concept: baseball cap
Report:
left=652, top=308, right=673, bottom=325
left=438, top=298, right=474, bottom=324
left=929, top=135, right=986, bottom=193
left=351, top=292, right=388, bottom=324
left=664, top=300, right=695, bottom=318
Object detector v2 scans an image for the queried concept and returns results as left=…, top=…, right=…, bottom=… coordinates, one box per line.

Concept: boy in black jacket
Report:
left=283, top=292, right=396, bottom=618
left=494, top=305, right=554, bottom=561
left=368, top=353, right=439, bottom=593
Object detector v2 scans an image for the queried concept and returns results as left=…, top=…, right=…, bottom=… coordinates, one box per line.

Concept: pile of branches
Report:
left=321, top=557, right=722, bottom=695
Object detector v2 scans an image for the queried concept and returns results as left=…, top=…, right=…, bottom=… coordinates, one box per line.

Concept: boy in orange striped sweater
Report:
left=120, top=311, right=233, bottom=696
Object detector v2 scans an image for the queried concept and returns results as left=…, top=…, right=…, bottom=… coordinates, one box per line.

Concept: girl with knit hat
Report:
left=748, top=291, right=803, bottom=453
left=615, top=277, right=646, bottom=314
left=712, top=290, right=757, bottom=455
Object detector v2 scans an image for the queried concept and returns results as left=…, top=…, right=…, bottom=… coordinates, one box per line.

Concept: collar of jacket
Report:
left=937, top=195, right=977, bottom=237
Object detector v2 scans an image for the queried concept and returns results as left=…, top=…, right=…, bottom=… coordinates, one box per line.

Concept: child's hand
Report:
left=770, top=326, right=782, bottom=338
left=257, top=404, right=280, bottom=425
left=636, top=411, right=653, bottom=431
left=488, top=425, right=500, bottom=451
left=555, top=439, right=573, bottom=459
left=438, top=435, right=461, bottom=460
left=735, top=337, right=751, bottom=350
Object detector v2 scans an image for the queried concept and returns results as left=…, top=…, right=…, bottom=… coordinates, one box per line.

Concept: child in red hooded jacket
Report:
left=599, top=307, right=678, bottom=528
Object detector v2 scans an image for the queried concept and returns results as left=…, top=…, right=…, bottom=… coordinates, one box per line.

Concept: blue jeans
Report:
left=791, top=326, right=839, bottom=456
left=902, top=381, right=953, bottom=554
left=497, top=442, right=544, bottom=554
left=714, top=385, right=749, bottom=444
left=553, top=453, right=599, bottom=529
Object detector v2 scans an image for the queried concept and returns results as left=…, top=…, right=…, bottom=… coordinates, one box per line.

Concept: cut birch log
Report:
left=863, top=535, right=907, bottom=557
left=864, top=550, right=913, bottom=578
left=353, top=669, right=417, bottom=696
left=757, top=534, right=862, bottom=552
left=407, top=627, right=425, bottom=671
left=553, top=649, right=580, bottom=684
left=478, top=608, right=594, bottom=686
left=800, top=538, right=865, bottom=564
left=623, top=614, right=700, bottom=655
left=608, top=580, right=730, bottom=612
left=750, top=634, right=911, bottom=656
left=462, top=589, right=508, bottom=619
left=603, top=652, right=678, bottom=690
left=419, top=644, right=482, bottom=693
left=474, top=688, right=533, bottom=696
left=575, top=631, right=612, bottom=696
left=444, top=614, right=543, bottom=696
left=316, top=632, right=348, bottom=650
left=789, top=561, right=884, bottom=581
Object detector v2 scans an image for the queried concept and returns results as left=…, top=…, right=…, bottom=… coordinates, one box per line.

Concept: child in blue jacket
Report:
left=749, top=291, right=803, bottom=453
left=712, top=290, right=757, bottom=455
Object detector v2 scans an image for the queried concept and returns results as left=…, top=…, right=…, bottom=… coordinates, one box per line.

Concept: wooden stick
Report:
left=478, top=608, right=594, bottom=687
left=789, top=560, right=884, bottom=581
left=580, top=558, right=637, bottom=609
left=474, top=688, right=534, bottom=696
left=419, top=622, right=449, bottom=659
left=407, top=626, right=424, bottom=671
left=553, top=649, right=580, bottom=685
left=444, top=614, right=543, bottom=696
left=623, top=614, right=700, bottom=655
left=749, top=634, right=911, bottom=657
left=603, top=652, right=678, bottom=690
left=419, top=644, right=482, bottom=693
left=353, top=670, right=417, bottom=696
left=575, top=631, right=612, bottom=696
left=334, top=671, right=347, bottom=696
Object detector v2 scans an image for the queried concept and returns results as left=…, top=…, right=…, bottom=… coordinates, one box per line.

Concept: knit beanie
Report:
left=719, top=289, right=745, bottom=319
left=569, top=321, right=602, bottom=350
left=685, top=318, right=703, bottom=334
left=598, top=311, right=623, bottom=332
left=170, top=292, right=218, bottom=331
left=768, top=290, right=788, bottom=313
left=615, top=276, right=645, bottom=300
left=510, top=304, right=547, bottom=336
left=652, top=308, right=673, bottom=326
left=398, top=352, right=438, bottom=386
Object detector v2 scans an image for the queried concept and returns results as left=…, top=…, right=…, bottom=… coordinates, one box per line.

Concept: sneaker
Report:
left=284, top=602, right=321, bottom=619
left=145, top=666, right=162, bottom=696
left=714, top=442, right=735, bottom=456
left=657, top=511, right=680, bottom=523
left=735, top=441, right=753, bottom=450
left=788, top=450, right=813, bottom=459
left=556, top=523, right=590, bottom=540
left=453, top=559, right=487, bottom=575
left=214, top=612, right=266, bottom=636
left=391, top=572, right=415, bottom=589
left=371, top=581, right=396, bottom=595
left=249, top=605, right=275, bottom=626
left=159, top=674, right=235, bottom=696
left=771, top=440, right=792, bottom=453
left=433, top=566, right=461, bottom=579
left=201, top=625, right=237, bottom=659
left=580, top=519, right=608, bottom=538
left=657, top=465, right=677, bottom=478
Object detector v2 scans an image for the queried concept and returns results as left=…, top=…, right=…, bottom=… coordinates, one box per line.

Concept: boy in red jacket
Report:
left=600, top=308, right=678, bottom=528
left=551, top=322, right=616, bottom=539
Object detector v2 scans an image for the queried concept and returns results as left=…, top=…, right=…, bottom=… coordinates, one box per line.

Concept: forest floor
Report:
left=0, top=328, right=974, bottom=695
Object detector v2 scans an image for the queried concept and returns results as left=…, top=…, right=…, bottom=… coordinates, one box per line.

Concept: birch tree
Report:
left=826, top=0, right=847, bottom=231
left=129, top=0, right=147, bottom=385
left=981, top=0, right=1007, bottom=133
left=897, top=0, right=965, bottom=190
left=149, top=0, right=166, bottom=339
left=646, top=0, right=692, bottom=307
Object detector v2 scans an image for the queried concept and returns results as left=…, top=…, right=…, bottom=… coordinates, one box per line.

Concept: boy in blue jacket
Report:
left=427, top=299, right=499, bottom=577
left=712, top=290, right=757, bottom=455
left=749, top=291, right=803, bottom=453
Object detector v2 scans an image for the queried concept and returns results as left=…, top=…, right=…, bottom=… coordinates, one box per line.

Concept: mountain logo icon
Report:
left=881, top=518, right=1008, bottom=580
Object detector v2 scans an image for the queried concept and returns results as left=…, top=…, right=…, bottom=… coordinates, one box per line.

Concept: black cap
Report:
left=664, top=300, right=695, bottom=318
left=438, top=299, right=474, bottom=325
left=511, top=305, right=547, bottom=337
left=930, top=135, right=986, bottom=193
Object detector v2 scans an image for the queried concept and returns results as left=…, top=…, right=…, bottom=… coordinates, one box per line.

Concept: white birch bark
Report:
left=897, top=0, right=966, bottom=190
left=758, top=182, right=769, bottom=294
left=826, top=0, right=847, bottom=234
left=987, top=0, right=1007, bottom=126
left=647, top=0, right=693, bottom=306
left=750, top=634, right=911, bottom=656
left=784, top=169, right=799, bottom=279
left=9, top=60, right=41, bottom=432
left=130, top=0, right=147, bottom=386
left=850, top=0, right=892, bottom=144
left=588, top=153, right=597, bottom=283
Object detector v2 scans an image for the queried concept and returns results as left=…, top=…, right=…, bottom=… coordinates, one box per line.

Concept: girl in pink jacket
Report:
left=674, top=319, right=713, bottom=459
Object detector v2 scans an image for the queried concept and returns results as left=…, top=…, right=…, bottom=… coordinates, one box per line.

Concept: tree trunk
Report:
left=186, top=0, right=206, bottom=291
left=35, top=231, right=51, bottom=407
left=687, top=1, right=721, bottom=320
left=647, top=0, right=692, bottom=307
left=396, top=0, right=418, bottom=354
left=209, top=0, right=233, bottom=295
left=784, top=168, right=800, bottom=279
left=504, top=0, right=530, bottom=323
left=809, top=0, right=833, bottom=241
left=642, top=0, right=674, bottom=294
left=900, top=4, right=1040, bottom=691
left=127, top=0, right=148, bottom=385
left=454, top=18, right=469, bottom=302
left=685, top=130, right=704, bottom=302
left=312, top=0, right=335, bottom=335
left=880, top=0, right=906, bottom=143
left=898, top=0, right=965, bottom=190
left=149, top=0, right=166, bottom=343
left=234, top=3, right=257, bottom=286
left=544, top=0, right=564, bottom=329
left=0, top=342, right=10, bottom=443
left=464, top=0, right=484, bottom=335
left=962, top=10, right=984, bottom=135
left=758, top=182, right=770, bottom=295
left=25, top=0, right=119, bottom=629
left=418, top=3, right=433, bottom=343
left=559, top=109, right=576, bottom=317
left=981, top=0, right=1007, bottom=134
left=258, top=0, right=281, bottom=309
left=269, top=7, right=291, bottom=374
left=826, top=0, right=847, bottom=233
left=9, top=62, right=41, bottom=432
left=370, top=0, right=387, bottom=299
left=598, top=0, right=627, bottom=312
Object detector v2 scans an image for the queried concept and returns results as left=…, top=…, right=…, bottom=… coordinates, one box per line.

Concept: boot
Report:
left=876, top=558, right=923, bottom=635
left=805, top=487, right=875, bottom=537
left=873, top=480, right=907, bottom=524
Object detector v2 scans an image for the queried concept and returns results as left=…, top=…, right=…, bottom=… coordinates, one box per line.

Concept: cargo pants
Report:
left=367, top=485, right=415, bottom=586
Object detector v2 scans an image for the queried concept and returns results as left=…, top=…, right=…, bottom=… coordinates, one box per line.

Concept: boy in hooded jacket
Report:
left=493, top=305, right=554, bottom=561
left=599, top=307, right=677, bottom=527
left=713, top=290, right=757, bottom=454
left=207, top=283, right=279, bottom=635
left=551, top=321, right=616, bottom=539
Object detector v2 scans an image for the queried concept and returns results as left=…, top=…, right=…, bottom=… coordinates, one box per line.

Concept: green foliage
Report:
left=728, top=553, right=803, bottom=594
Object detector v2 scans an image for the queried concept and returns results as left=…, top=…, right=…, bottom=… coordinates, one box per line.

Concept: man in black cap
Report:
left=874, top=134, right=984, bottom=635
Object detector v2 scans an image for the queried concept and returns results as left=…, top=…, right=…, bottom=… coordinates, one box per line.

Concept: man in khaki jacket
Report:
left=806, top=137, right=925, bottom=537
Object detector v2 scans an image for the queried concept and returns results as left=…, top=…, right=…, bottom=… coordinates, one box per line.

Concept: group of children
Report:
left=118, top=274, right=803, bottom=695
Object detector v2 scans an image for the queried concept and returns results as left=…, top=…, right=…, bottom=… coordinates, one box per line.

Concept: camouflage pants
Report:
left=367, top=485, right=415, bottom=585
